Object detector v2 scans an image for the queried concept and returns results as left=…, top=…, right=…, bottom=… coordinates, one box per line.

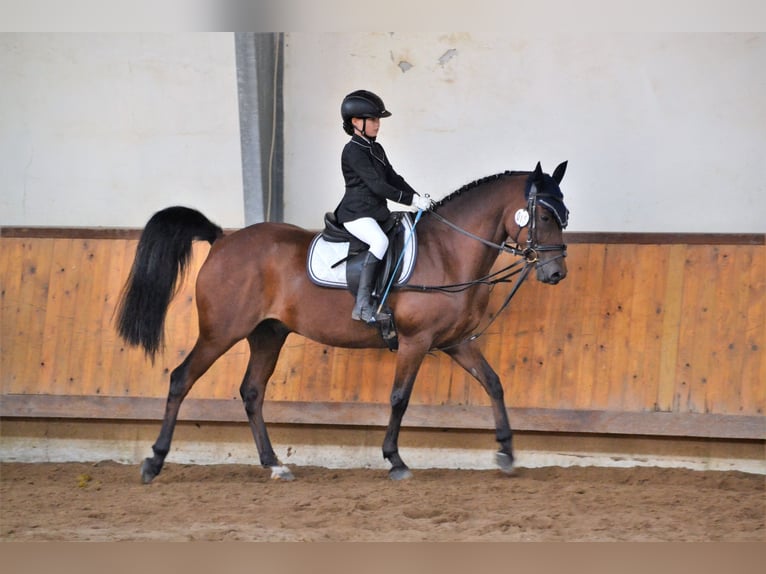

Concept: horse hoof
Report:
left=270, top=465, right=295, bottom=481
left=140, top=459, right=157, bottom=484
left=388, top=467, right=413, bottom=481
left=495, top=452, right=516, bottom=476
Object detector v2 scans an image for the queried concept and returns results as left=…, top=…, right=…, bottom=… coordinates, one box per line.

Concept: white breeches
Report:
left=343, top=217, right=389, bottom=260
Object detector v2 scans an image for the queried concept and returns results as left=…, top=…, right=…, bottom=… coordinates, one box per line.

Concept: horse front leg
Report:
left=382, top=341, right=429, bottom=480
left=444, top=341, right=515, bottom=474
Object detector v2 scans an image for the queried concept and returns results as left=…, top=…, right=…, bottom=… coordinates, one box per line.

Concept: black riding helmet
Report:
left=341, top=90, right=391, bottom=135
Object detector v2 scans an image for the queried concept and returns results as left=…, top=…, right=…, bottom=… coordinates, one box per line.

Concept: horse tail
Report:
left=115, top=206, right=224, bottom=362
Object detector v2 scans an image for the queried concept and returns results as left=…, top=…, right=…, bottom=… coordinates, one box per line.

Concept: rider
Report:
left=334, top=89, right=433, bottom=324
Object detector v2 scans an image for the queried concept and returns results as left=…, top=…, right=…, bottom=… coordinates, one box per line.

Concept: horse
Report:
left=116, top=161, right=569, bottom=483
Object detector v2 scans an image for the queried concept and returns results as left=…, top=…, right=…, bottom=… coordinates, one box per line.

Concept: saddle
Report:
left=307, top=211, right=418, bottom=351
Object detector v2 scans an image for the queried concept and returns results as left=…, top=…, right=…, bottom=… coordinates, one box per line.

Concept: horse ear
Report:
left=533, top=162, right=543, bottom=180
left=552, top=161, right=568, bottom=184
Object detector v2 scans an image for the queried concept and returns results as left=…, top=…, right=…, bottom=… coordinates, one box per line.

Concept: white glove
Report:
left=411, top=194, right=433, bottom=211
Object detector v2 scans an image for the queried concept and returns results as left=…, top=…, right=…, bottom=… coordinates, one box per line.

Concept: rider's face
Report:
left=352, top=117, right=380, bottom=138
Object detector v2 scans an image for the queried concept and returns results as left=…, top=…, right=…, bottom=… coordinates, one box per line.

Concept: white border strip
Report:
left=2, top=437, right=764, bottom=475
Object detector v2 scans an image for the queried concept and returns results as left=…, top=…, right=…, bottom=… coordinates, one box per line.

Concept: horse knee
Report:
left=240, top=387, right=261, bottom=415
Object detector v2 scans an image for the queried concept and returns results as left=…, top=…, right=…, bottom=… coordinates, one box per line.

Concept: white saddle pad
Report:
left=307, top=216, right=417, bottom=289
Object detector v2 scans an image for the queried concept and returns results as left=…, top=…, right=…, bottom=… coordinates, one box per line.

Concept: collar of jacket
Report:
left=351, top=133, right=377, bottom=146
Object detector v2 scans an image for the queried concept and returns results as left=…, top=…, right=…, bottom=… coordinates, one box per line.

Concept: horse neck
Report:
left=425, top=176, right=522, bottom=280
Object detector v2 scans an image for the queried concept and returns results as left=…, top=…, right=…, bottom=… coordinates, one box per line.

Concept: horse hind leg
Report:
left=140, top=339, right=229, bottom=484
left=239, top=320, right=293, bottom=480
left=444, top=342, right=515, bottom=475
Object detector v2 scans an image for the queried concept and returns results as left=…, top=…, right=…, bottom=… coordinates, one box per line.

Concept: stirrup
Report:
left=352, top=302, right=377, bottom=323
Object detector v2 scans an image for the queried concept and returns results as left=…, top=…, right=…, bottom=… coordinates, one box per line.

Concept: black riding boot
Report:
left=352, top=251, right=381, bottom=323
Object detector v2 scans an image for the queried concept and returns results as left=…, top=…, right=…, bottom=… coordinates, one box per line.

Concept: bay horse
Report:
left=116, top=161, right=569, bottom=482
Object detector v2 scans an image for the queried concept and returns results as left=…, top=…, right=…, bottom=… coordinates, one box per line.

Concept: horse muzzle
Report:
left=535, top=252, right=567, bottom=285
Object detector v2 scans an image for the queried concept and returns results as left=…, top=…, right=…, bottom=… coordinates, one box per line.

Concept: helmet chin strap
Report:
left=355, top=118, right=376, bottom=141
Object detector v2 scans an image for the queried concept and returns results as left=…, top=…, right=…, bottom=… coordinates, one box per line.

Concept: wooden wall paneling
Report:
left=12, top=239, right=44, bottom=393
left=271, top=333, right=305, bottom=402
left=157, top=247, right=199, bottom=396
left=2, top=232, right=764, bottom=439
left=299, top=340, right=332, bottom=402
left=541, top=270, right=577, bottom=409
left=71, top=239, right=103, bottom=395
left=569, top=244, right=606, bottom=409
left=681, top=245, right=718, bottom=414
left=539, top=270, right=576, bottom=410
left=101, top=240, right=133, bottom=396
left=707, top=245, right=745, bottom=414
left=201, top=336, right=249, bottom=400
left=488, top=266, right=518, bottom=402
left=411, top=350, right=446, bottom=407
left=333, top=346, right=364, bottom=404
left=38, top=238, right=75, bottom=395
left=488, top=281, right=518, bottom=406
left=739, top=245, right=765, bottom=416
left=656, top=244, right=686, bottom=412
left=410, top=345, right=438, bottom=406
left=591, top=245, right=629, bottom=408
left=498, top=279, right=537, bottom=409
left=12, top=240, right=41, bottom=394
left=334, top=344, right=362, bottom=402
left=350, top=348, right=374, bottom=403
left=361, top=348, right=396, bottom=404
left=7, top=239, right=36, bottom=394
left=0, top=238, right=22, bottom=392
left=606, top=245, right=644, bottom=410
left=469, top=281, right=506, bottom=409
left=277, top=333, right=307, bottom=402
left=553, top=246, right=589, bottom=409
left=94, top=239, right=133, bottom=397
left=413, top=346, right=438, bottom=407
left=121, top=238, right=156, bottom=397
left=432, top=349, right=459, bottom=406
left=622, top=244, right=665, bottom=411
left=65, top=240, right=100, bottom=396
left=671, top=245, right=698, bottom=412
left=327, top=347, right=351, bottom=402
left=513, top=283, right=545, bottom=409
left=522, top=284, right=554, bottom=408
left=58, top=239, right=93, bottom=396
left=1, top=239, right=35, bottom=393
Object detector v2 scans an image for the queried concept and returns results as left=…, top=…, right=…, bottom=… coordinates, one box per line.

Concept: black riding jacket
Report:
left=334, top=134, right=417, bottom=224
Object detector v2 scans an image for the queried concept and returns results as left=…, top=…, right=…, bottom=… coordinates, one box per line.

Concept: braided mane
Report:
left=434, top=171, right=527, bottom=208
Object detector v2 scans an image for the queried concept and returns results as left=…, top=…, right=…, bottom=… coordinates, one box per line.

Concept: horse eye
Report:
left=541, top=214, right=550, bottom=222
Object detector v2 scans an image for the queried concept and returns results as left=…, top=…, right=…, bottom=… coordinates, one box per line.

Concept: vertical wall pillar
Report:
left=234, top=33, right=284, bottom=224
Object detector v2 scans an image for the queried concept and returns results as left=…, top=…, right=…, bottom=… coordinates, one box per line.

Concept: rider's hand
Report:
left=411, top=193, right=433, bottom=212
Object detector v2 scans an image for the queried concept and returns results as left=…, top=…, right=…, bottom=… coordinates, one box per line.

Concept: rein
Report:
left=401, top=186, right=567, bottom=350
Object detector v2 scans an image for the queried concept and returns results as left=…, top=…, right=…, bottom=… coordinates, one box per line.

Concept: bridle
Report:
left=422, top=182, right=567, bottom=282
left=508, top=183, right=568, bottom=264
left=403, top=183, right=568, bottom=350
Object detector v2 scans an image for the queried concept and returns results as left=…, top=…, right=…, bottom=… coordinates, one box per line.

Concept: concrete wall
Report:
left=283, top=33, right=766, bottom=233
left=1, top=33, right=764, bottom=232
left=0, top=33, right=244, bottom=228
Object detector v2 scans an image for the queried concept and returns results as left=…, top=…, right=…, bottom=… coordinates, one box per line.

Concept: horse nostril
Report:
left=550, top=272, right=562, bottom=283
